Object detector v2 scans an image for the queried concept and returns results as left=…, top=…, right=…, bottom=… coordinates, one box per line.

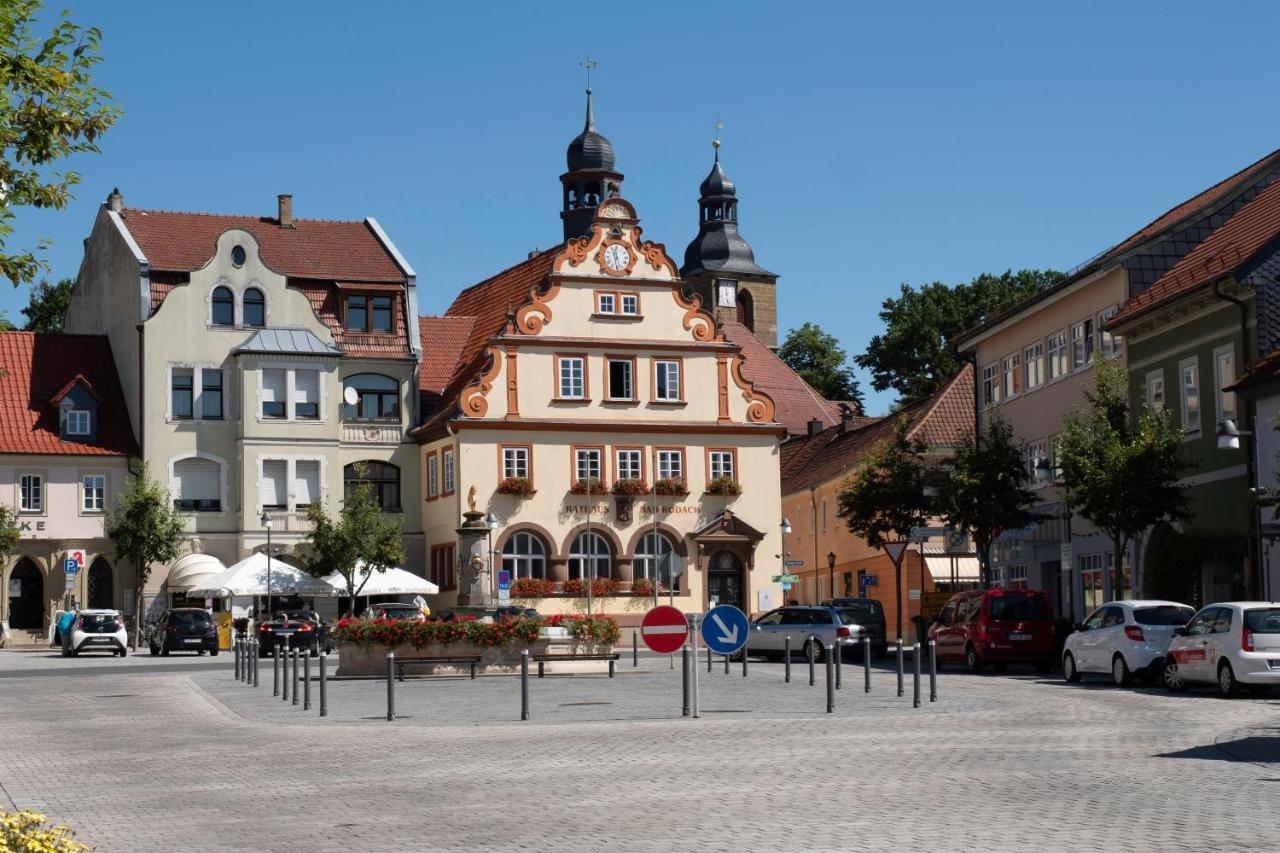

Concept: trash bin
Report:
left=216, top=611, right=233, bottom=651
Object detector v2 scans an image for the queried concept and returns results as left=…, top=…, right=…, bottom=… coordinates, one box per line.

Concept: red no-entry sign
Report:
left=640, top=605, right=689, bottom=654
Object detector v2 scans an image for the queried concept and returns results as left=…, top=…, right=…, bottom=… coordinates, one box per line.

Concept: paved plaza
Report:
left=0, top=648, right=1278, bottom=852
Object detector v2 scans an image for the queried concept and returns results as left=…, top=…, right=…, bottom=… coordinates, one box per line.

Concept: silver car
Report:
left=744, top=605, right=864, bottom=661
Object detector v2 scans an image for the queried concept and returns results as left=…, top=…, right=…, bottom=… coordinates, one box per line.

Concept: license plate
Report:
left=1009, top=633, right=1031, bottom=641
left=1269, top=659, right=1280, bottom=670
left=183, top=638, right=201, bottom=644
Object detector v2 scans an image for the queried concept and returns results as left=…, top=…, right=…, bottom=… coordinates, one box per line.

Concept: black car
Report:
left=150, top=608, right=219, bottom=656
left=824, top=598, right=888, bottom=657
left=491, top=607, right=542, bottom=621
left=257, top=611, right=332, bottom=657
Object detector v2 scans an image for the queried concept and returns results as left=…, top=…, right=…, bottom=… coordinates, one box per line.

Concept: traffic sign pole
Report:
left=690, top=614, right=700, bottom=719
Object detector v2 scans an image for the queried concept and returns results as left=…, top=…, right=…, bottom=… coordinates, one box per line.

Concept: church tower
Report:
left=560, top=81, right=623, bottom=242
left=681, top=139, right=778, bottom=348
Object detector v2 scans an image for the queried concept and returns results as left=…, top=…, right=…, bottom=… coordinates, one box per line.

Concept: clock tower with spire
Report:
left=560, top=60, right=624, bottom=242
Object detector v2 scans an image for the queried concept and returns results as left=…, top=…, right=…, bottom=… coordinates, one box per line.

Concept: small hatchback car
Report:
left=150, top=608, right=219, bottom=656
left=1062, top=600, right=1194, bottom=686
left=64, top=610, right=129, bottom=657
left=1163, top=601, right=1280, bottom=696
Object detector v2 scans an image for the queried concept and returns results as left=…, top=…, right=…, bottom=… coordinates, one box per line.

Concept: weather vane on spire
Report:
left=580, top=56, right=598, bottom=92
left=712, top=115, right=724, bottom=149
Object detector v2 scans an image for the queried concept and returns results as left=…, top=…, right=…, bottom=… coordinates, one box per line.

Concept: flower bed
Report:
left=568, top=477, right=606, bottom=495
left=496, top=476, right=535, bottom=497
left=510, top=577, right=555, bottom=599
left=333, top=616, right=541, bottom=649
left=544, top=613, right=621, bottom=644
left=705, top=475, right=743, bottom=497
left=562, top=577, right=620, bottom=597
left=611, top=478, right=648, bottom=496
left=630, top=577, right=665, bottom=597
left=655, top=477, right=689, bottom=497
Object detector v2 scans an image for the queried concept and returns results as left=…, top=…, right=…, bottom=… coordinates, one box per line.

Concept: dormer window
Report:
left=65, top=410, right=90, bottom=435
left=345, top=294, right=395, bottom=333
left=211, top=286, right=234, bottom=326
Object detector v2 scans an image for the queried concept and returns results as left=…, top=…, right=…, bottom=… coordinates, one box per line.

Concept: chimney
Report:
left=838, top=403, right=854, bottom=433
left=807, top=418, right=824, bottom=438
left=277, top=194, right=293, bottom=228
left=107, top=187, right=123, bottom=212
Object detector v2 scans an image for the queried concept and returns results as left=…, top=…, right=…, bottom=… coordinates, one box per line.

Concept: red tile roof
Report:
left=0, top=332, right=137, bottom=457
left=781, top=365, right=973, bottom=496
left=1111, top=179, right=1280, bottom=326
left=720, top=322, right=844, bottom=435
left=418, top=315, right=478, bottom=395
left=1228, top=346, right=1280, bottom=394
left=118, top=208, right=406, bottom=282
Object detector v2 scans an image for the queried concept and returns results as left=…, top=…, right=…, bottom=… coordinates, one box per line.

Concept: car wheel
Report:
left=1111, top=653, right=1132, bottom=687
left=1163, top=659, right=1189, bottom=692
left=965, top=644, right=984, bottom=673
left=119, top=648, right=128, bottom=658
left=210, top=649, right=219, bottom=657
left=804, top=640, right=824, bottom=663
left=1063, top=652, right=1083, bottom=683
left=1217, top=661, right=1240, bottom=697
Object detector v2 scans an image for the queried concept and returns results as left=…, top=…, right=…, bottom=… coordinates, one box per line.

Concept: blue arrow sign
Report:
left=701, top=604, right=748, bottom=655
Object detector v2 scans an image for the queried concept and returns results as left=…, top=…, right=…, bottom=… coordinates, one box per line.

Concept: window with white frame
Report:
left=1048, top=330, right=1068, bottom=380
left=1098, top=306, right=1122, bottom=359
left=18, top=474, right=41, bottom=512
left=260, top=459, right=288, bottom=510
left=597, top=292, right=616, bottom=314
left=657, top=449, right=684, bottom=481
left=607, top=358, right=634, bottom=400
left=293, top=369, right=320, bottom=420
left=1146, top=369, right=1165, bottom=410
left=172, top=457, right=220, bottom=512
left=558, top=356, right=585, bottom=399
left=1071, top=319, right=1094, bottom=370
left=620, top=293, right=638, bottom=315
left=635, top=532, right=679, bottom=589
left=1180, top=357, right=1200, bottom=434
left=427, top=454, right=439, bottom=498
left=82, top=474, right=105, bottom=512
left=261, top=368, right=287, bottom=419
left=442, top=448, right=455, bottom=494
left=65, top=410, right=91, bottom=435
left=171, top=368, right=195, bottom=419
left=502, top=446, right=529, bottom=479
left=981, top=363, right=1001, bottom=408
left=294, top=460, right=320, bottom=509
left=654, top=360, right=682, bottom=401
left=575, top=448, right=602, bottom=484
left=201, top=370, right=223, bottom=419
left=502, top=532, right=547, bottom=579
left=1025, top=440, right=1047, bottom=482
left=709, top=450, right=736, bottom=481
left=1023, top=343, right=1044, bottom=391
left=1214, top=345, right=1237, bottom=424
left=616, top=448, right=642, bottom=481
left=1002, top=352, right=1021, bottom=399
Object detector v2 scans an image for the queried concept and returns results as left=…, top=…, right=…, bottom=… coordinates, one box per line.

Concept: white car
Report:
left=63, top=609, right=129, bottom=657
left=1163, top=601, right=1280, bottom=696
left=1062, top=600, right=1194, bottom=686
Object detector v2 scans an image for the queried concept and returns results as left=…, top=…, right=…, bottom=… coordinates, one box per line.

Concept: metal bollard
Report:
left=234, top=638, right=241, bottom=680
left=632, top=630, right=638, bottom=667
left=724, top=653, right=730, bottom=675
left=826, top=644, right=835, bottom=713
left=896, top=638, right=905, bottom=698
left=273, top=645, right=280, bottom=696
left=386, top=652, right=396, bottom=721
left=929, top=639, right=938, bottom=702
left=784, top=636, right=792, bottom=683
left=521, top=650, right=530, bottom=721
left=742, top=647, right=748, bottom=678
left=808, top=637, right=817, bottom=687
left=252, top=641, right=260, bottom=687
left=319, top=653, right=328, bottom=717
left=304, top=652, right=311, bottom=711
left=913, top=642, right=921, bottom=708
left=282, top=641, right=291, bottom=702
left=863, top=636, right=871, bottom=693
left=682, top=646, right=691, bottom=717
left=707, top=646, right=712, bottom=673
left=835, top=642, right=842, bottom=690
left=291, top=648, right=300, bottom=707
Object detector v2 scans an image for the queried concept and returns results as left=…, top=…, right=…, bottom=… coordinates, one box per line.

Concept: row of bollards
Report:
left=233, top=636, right=327, bottom=718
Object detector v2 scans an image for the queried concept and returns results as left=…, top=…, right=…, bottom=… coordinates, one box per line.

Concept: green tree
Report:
left=1057, top=358, right=1188, bottom=601
left=0, top=503, right=21, bottom=565
left=858, top=269, right=1062, bottom=401
left=105, top=462, right=186, bottom=648
left=302, top=470, right=405, bottom=611
left=938, top=417, right=1040, bottom=589
left=0, top=2, right=119, bottom=286
left=778, top=322, right=863, bottom=408
left=21, top=277, right=72, bottom=331
left=836, top=417, right=931, bottom=641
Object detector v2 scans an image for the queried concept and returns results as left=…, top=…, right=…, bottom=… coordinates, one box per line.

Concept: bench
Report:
left=394, top=654, right=482, bottom=681
left=533, top=652, right=621, bottom=678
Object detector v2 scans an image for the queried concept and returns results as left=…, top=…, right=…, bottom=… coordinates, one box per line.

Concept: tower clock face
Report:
left=603, top=243, right=631, bottom=272
left=718, top=281, right=737, bottom=307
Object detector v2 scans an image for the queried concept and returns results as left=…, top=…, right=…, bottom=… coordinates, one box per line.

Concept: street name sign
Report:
left=701, top=604, right=748, bottom=655
left=783, top=560, right=805, bottom=567
left=772, top=573, right=800, bottom=583
left=859, top=574, right=879, bottom=587
left=640, top=605, right=688, bottom=654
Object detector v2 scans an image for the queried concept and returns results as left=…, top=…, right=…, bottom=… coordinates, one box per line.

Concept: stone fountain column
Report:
left=454, top=509, right=493, bottom=616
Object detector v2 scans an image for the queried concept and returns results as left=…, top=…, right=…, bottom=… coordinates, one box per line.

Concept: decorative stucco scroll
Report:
left=515, top=281, right=560, bottom=334
left=459, top=346, right=504, bottom=417
left=729, top=354, right=777, bottom=424
left=672, top=287, right=721, bottom=343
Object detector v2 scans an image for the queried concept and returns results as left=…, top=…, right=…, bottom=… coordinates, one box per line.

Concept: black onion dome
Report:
left=566, top=89, right=616, bottom=173
left=699, top=152, right=736, bottom=198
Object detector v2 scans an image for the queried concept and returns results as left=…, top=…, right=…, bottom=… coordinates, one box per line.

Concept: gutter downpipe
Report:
left=1213, top=279, right=1258, bottom=600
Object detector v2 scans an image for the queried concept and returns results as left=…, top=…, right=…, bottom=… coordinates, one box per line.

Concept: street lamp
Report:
left=827, top=551, right=836, bottom=600
left=260, top=510, right=273, bottom=620
left=1034, top=455, right=1054, bottom=483
left=485, top=511, right=499, bottom=601
left=1217, top=417, right=1248, bottom=451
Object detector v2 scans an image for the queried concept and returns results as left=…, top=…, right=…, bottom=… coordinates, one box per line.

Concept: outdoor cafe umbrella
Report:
left=322, top=562, right=439, bottom=614
left=185, top=551, right=338, bottom=604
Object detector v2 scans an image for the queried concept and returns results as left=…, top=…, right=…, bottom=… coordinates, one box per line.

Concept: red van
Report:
left=928, top=589, right=1054, bottom=673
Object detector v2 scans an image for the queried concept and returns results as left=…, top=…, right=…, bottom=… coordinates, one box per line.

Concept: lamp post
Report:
left=260, top=510, right=273, bottom=620
left=485, top=511, right=498, bottom=602
left=1035, top=455, right=1073, bottom=618
left=1219, top=416, right=1261, bottom=600
left=827, top=551, right=836, bottom=600
left=781, top=517, right=792, bottom=603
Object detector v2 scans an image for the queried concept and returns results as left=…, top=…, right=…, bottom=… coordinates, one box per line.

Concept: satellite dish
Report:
left=343, top=386, right=359, bottom=406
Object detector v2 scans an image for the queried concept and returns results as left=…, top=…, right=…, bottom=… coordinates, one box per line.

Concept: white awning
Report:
left=923, top=554, right=980, bottom=582
left=186, top=551, right=338, bottom=597
left=166, top=553, right=228, bottom=591
left=322, top=563, right=439, bottom=597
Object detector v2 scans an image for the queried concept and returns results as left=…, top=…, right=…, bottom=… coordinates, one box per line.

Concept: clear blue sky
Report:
left=10, top=0, right=1280, bottom=414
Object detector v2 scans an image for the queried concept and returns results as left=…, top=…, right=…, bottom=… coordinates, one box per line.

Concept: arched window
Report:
left=211, top=286, right=234, bottom=326
left=173, top=456, right=221, bottom=511
left=634, top=532, right=679, bottom=590
left=243, top=287, right=265, bottom=327
left=342, top=373, right=400, bottom=421
left=87, top=558, right=112, bottom=609
left=568, top=531, right=612, bottom=580
left=736, top=289, right=754, bottom=331
left=502, top=532, right=547, bottom=579
left=344, top=461, right=400, bottom=510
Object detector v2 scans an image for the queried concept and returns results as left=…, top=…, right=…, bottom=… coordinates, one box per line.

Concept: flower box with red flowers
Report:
left=510, top=577, right=555, bottom=599
left=654, top=477, right=689, bottom=497
left=610, top=478, right=648, bottom=496
left=496, top=476, right=535, bottom=498
left=568, top=477, right=606, bottom=496
left=704, top=476, right=743, bottom=497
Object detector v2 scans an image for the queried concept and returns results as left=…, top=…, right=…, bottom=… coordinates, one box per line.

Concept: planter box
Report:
left=335, top=634, right=614, bottom=677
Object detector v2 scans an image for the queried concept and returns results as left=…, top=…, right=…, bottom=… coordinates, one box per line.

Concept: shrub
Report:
left=545, top=613, right=621, bottom=644
left=705, top=476, right=743, bottom=497
left=562, top=577, right=620, bottom=597
left=569, top=477, right=606, bottom=495
left=333, top=617, right=541, bottom=648
left=631, top=577, right=664, bottom=597
left=496, top=476, right=535, bottom=497
left=654, top=477, right=689, bottom=496
left=510, top=577, right=555, bottom=598
left=611, top=478, right=648, bottom=496
left=0, top=811, right=89, bottom=853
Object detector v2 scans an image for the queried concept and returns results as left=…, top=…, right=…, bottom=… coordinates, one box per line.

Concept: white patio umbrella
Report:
left=322, top=562, right=439, bottom=598
left=185, top=551, right=338, bottom=599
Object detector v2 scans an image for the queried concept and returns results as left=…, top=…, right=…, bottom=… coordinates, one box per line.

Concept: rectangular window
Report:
left=620, top=294, right=638, bottom=315
left=657, top=449, right=684, bottom=481
left=607, top=358, right=634, bottom=400
left=1023, top=343, right=1044, bottom=391
left=261, top=460, right=287, bottom=510
left=654, top=360, right=682, bottom=401
left=442, top=448, right=455, bottom=494
left=82, top=474, right=105, bottom=512
left=1071, top=319, right=1094, bottom=370
left=597, top=292, right=616, bottom=314
left=294, top=460, right=320, bottom=509
left=345, top=295, right=367, bottom=331
left=1181, top=357, right=1200, bottom=434
left=575, top=448, right=602, bottom=483
left=616, top=449, right=643, bottom=482
left=558, top=356, right=586, bottom=399
left=171, top=369, right=194, bottom=419
left=261, top=368, right=287, bottom=419
left=981, top=363, right=1000, bottom=408
left=65, top=410, right=91, bottom=435
left=1215, top=345, right=1237, bottom=424
left=19, top=474, right=42, bottom=513
left=1146, top=369, right=1165, bottom=410
left=1098, top=306, right=1122, bottom=359
left=293, top=369, right=320, bottom=420
left=709, top=450, right=736, bottom=481
left=1047, top=330, right=1068, bottom=380
left=502, top=446, right=529, bottom=480
left=427, top=453, right=439, bottom=498
left=1009, top=564, right=1029, bottom=591
left=431, top=545, right=457, bottom=591
left=1002, top=352, right=1021, bottom=399
left=371, top=296, right=393, bottom=332
left=1025, top=440, right=1047, bottom=482
left=201, top=370, right=223, bottom=420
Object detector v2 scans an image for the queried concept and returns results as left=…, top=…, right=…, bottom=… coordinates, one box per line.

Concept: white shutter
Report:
left=294, top=370, right=318, bottom=409
left=294, top=460, right=319, bottom=507
left=174, top=458, right=218, bottom=500
left=261, top=460, right=286, bottom=508
left=262, top=368, right=286, bottom=405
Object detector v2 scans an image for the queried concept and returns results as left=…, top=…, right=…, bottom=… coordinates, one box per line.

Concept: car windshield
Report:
left=987, top=597, right=1047, bottom=621
left=837, top=608, right=872, bottom=626
left=1133, top=606, right=1195, bottom=626
left=80, top=614, right=117, bottom=628
left=836, top=602, right=881, bottom=620
left=379, top=607, right=418, bottom=619
left=1245, top=608, right=1280, bottom=633
left=283, top=611, right=317, bottom=622
left=170, top=611, right=211, bottom=629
